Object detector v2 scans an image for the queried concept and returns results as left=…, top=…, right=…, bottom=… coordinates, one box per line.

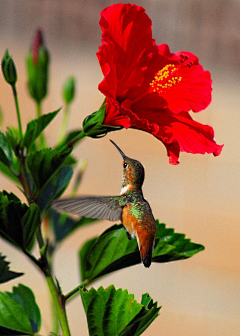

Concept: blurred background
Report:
left=0, top=0, right=240, bottom=335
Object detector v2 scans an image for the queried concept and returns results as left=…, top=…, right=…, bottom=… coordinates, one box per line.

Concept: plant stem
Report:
left=57, top=103, right=70, bottom=144
left=65, top=280, right=90, bottom=302
left=12, top=85, right=23, bottom=138
left=24, top=244, right=71, bottom=336
left=65, top=130, right=85, bottom=148
left=45, top=272, right=71, bottom=336
left=36, top=101, right=46, bottom=148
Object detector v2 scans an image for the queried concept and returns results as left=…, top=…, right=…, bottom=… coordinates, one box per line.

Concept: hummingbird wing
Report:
left=52, top=196, right=123, bottom=221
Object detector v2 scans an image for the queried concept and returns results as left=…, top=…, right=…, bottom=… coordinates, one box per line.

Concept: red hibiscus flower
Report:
left=97, top=3, right=223, bottom=164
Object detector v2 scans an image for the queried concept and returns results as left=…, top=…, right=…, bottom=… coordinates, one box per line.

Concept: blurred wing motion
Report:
left=52, top=196, right=123, bottom=221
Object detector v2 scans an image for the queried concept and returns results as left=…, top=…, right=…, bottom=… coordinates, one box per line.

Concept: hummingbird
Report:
left=53, top=140, right=157, bottom=268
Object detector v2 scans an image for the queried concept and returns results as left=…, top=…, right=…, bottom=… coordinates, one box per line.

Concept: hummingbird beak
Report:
left=110, top=140, right=126, bottom=158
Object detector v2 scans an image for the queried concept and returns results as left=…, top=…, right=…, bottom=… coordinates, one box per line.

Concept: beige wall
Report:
left=0, top=1, right=240, bottom=335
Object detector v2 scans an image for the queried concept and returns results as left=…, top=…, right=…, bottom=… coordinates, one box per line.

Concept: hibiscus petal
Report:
left=97, top=4, right=154, bottom=100
left=162, top=63, right=212, bottom=113
left=110, top=100, right=223, bottom=164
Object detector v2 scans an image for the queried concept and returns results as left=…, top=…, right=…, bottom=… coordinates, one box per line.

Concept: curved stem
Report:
left=12, top=85, right=23, bottom=138
left=65, top=280, right=91, bottom=302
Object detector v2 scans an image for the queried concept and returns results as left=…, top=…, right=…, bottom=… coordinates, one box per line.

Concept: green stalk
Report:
left=65, top=280, right=91, bottom=303
left=57, top=103, right=70, bottom=144
left=48, top=243, right=60, bottom=335
left=65, top=130, right=85, bottom=148
left=45, top=272, right=71, bottom=336
left=36, top=101, right=46, bottom=148
left=12, top=85, right=23, bottom=138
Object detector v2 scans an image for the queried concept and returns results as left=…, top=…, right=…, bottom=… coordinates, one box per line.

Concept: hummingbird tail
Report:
left=142, top=254, right=152, bottom=268
left=136, top=230, right=155, bottom=268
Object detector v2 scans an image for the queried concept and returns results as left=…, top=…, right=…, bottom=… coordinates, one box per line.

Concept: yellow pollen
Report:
left=149, top=64, right=182, bottom=94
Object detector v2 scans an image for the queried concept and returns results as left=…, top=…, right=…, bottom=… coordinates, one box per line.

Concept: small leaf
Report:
left=21, top=204, right=41, bottom=250
left=80, top=286, right=143, bottom=336
left=6, top=284, right=41, bottom=333
left=48, top=207, right=98, bottom=244
left=0, top=292, right=32, bottom=334
left=0, top=161, right=19, bottom=183
left=37, top=165, right=73, bottom=212
left=27, top=147, right=71, bottom=190
left=79, top=221, right=205, bottom=282
left=21, top=109, right=60, bottom=149
left=5, top=127, right=19, bottom=153
left=0, top=132, right=13, bottom=166
left=0, top=191, right=40, bottom=250
left=0, top=254, right=23, bottom=284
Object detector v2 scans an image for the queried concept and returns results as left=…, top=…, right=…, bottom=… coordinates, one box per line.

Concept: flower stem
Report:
left=57, top=103, right=70, bottom=144
left=65, top=130, right=86, bottom=148
left=12, top=85, right=23, bottom=138
left=36, top=101, right=46, bottom=148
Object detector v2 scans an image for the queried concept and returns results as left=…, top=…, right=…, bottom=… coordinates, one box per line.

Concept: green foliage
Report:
left=27, top=147, right=71, bottom=190
left=0, top=254, right=23, bottom=284
left=0, top=192, right=41, bottom=250
left=21, top=109, right=60, bottom=150
left=0, top=284, right=41, bottom=335
left=37, top=165, right=73, bottom=212
left=80, top=221, right=205, bottom=282
left=80, top=286, right=160, bottom=336
left=0, top=132, right=13, bottom=167
left=5, top=127, right=20, bottom=153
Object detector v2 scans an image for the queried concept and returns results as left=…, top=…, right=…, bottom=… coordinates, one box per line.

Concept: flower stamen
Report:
left=149, top=64, right=182, bottom=94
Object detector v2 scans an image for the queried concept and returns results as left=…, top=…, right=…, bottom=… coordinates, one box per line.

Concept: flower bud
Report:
left=1, top=50, right=17, bottom=86
left=26, top=28, right=50, bottom=103
left=63, top=77, right=76, bottom=105
left=83, top=104, right=122, bottom=138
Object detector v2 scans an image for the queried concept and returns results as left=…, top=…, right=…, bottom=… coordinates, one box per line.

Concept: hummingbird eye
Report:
left=123, top=162, right=128, bottom=169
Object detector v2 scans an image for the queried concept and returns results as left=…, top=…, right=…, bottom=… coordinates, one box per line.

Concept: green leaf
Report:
left=21, top=204, right=41, bottom=250
left=37, top=165, right=73, bottom=212
left=21, top=109, right=60, bottom=149
left=80, top=286, right=143, bottom=336
left=6, top=284, right=41, bottom=333
left=5, top=127, right=19, bottom=153
left=0, top=132, right=13, bottom=166
left=0, top=292, right=32, bottom=334
left=0, top=161, right=19, bottom=183
left=0, top=192, right=41, bottom=250
left=79, top=237, right=98, bottom=283
left=27, top=147, right=71, bottom=190
left=119, top=294, right=160, bottom=336
left=79, top=221, right=205, bottom=282
left=48, top=207, right=98, bottom=244
left=0, top=254, right=23, bottom=284
left=80, top=286, right=160, bottom=336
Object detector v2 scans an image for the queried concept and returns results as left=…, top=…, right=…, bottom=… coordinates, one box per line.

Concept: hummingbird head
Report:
left=110, top=140, right=145, bottom=194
